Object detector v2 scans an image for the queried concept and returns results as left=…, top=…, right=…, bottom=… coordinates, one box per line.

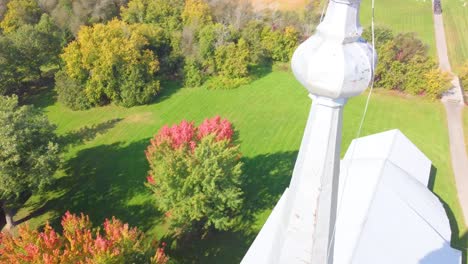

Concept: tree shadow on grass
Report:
left=249, top=63, right=273, bottom=80
left=429, top=165, right=468, bottom=256
left=22, top=85, right=57, bottom=109
left=151, top=80, right=184, bottom=105
left=18, top=144, right=298, bottom=263
left=241, top=151, right=297, bottom=219
left=166, top=151, right=298, bottom=264
left=59, top=118, right=123, bottom=147
left=18, top=139, right=162, bottom=233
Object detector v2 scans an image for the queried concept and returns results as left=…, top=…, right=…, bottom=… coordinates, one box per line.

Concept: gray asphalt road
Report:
left=434, top=12, right=468, bottom=224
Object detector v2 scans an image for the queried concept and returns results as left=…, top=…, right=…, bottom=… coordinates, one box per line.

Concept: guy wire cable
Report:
left=326, top=0, right=377, bottom=262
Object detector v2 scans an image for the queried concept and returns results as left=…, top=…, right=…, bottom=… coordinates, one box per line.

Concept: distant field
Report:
left=256, top=0, right=437, bottom=54
left=360, top=0, right=436, bottom=55
left=22, top=70, right=466, bottom=263
left=441, top=0, right=468, bottom=71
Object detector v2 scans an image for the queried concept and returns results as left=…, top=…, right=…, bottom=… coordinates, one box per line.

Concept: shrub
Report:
left=0, top=212, right=169, bottom=263
left=145, top=117, right=243, bottom=236
left=183, top=58, right=204, bottom=87
left=424, top=69, right=452, bottom=99
left=215, top=39, right=250, bottom=79
left=460, top=62, right=468, bottom=92
left=55, top=70, right=91, bottom=110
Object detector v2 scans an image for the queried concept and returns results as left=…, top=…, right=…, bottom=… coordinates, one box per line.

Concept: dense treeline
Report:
left=0, top=0, right=321, bottom=109
left=0, top=0, right=453, bottom=111
left=56, top=0, right=314, bottom=109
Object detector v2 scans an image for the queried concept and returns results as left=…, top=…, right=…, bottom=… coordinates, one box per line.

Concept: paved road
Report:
left=433, top=12, right=468, bottom=224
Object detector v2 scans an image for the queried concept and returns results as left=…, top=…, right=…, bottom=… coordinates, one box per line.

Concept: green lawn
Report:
left=18, top=70, right=466, bottom=262
left=441, top=0, right=468, bottom=71
left=360, top=0, right=436, bottom=56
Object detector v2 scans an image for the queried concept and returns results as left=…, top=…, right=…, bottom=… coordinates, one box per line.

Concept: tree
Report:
left=41, top=0, right=126, bottom=35
left=8, top=14, right=62, bottom=78
left=0, top=0, right=41, bottom=33
left=55, top=70, right=91, bottom=110
left=262, top=26, right=299, bottom=62
left=121, top=0, right=186, bottom=76
left=206, top=0, right=254, bottom=30
left=0, top=14, right=63, bottom=97
left=362, top=26, right=394, bottom=49
left=121, top=0, right=184, bottom=32
left=145, top=117, right=244, bottom=236
left=183, top=57, right=204, bottom=87
left=182, top=0, right=212, bottom=27
left=0, top=0, right=8, bottom=20
left=0, top=35, right=21, bottom=95
left=241, top=20, right=269, bottom=65
left=0, top=211, right=169, bottom=263
left=460, top=62, right=468, bottom=92
left=0, top=96, right=60, bottom=230
left=59, top=19, right=164, bottom=108
left=424, top=68, right=452, bottom=99
left=393, top=32, right=428, bottom=63
left=215, top=38, right=250, bottom=79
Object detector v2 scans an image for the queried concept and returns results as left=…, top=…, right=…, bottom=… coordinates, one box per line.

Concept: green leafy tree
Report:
left=0, top=0, right=41, bottom=33
left=145, top=117, right=244, bottom=236
left=241, top=20, right=268, bottom=65
left=182, top=0, right=212, bottom=27
left=215, top=38, right=250, bottom=79
left=460, top=62, right=468, bottom=92
left=183, top=58, right=204, bottom=87
left=0, top=14, right=63, bottom=96
left=403, top=56, right=437, bottom=95
left=362, top=26, right=394, bottom=49
left=0, top=36, right=21, bottom=95
left=121, top=0, right=186, bottom=76
left=424, top=68, right=452, bottom=99
left=0, top=95, right=60, bottom=231
left=8, top=14, right=62, bottom=78
left=262, top=26, right=299, bottom=62
left=121, top=0, right=184, bottom=31
left=55, top=70, right=91, bottom=110
left=393, top=32, right=428, bottom=63
left=60, top=19, right=164, bottom=108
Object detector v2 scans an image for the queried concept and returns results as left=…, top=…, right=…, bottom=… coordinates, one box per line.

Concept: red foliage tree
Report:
left=145, top=115, right=235, bottom=161
left=0, top=212, right=169, bottom=264
left=145, top=116, right=243, bottom=235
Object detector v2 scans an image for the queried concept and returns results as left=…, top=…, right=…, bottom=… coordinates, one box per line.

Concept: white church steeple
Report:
left=242, top=0, right=461, bottom=263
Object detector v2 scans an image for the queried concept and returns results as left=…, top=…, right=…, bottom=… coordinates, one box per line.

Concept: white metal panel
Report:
left=388, top=130, right=432, bottom=186
left=353, top=162, right=461, bottom=263
left=241, top=189, right=290, bottom=264
left=334, top=159, right=385, bottom=264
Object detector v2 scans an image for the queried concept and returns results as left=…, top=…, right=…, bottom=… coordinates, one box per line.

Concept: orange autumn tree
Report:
left=0, top=212, right=168, bottom=264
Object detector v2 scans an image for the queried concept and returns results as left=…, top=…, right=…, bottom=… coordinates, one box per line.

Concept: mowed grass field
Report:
left=19, top=70, right=466, bottom=262
left=441, top=0, right=468, bottom=70
left=360, top=0, right=436, bottom=55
